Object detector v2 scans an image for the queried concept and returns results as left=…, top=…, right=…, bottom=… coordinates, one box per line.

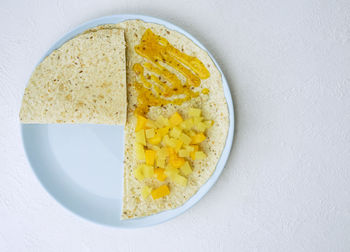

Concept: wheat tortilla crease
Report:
left=19, top=28, right=127, bottom=125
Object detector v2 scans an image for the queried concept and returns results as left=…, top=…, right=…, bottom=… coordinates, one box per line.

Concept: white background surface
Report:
left=1, top=0, right=350, bottom=251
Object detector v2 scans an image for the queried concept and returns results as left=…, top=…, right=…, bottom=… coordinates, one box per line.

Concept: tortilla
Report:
left=88, top=20, right=229, bottom=219
left=19, top=28, right=126, bottom=125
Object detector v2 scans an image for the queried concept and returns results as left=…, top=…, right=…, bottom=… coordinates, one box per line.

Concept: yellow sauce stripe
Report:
left=161, top=53, right=201, bottom=87
left=143, top=62, right=183, bottom=87
left=133, top=29, right=210, bottom=115
left=133, top=64, right=152, bottom=88
left=165, top=46, right=210, bottom=79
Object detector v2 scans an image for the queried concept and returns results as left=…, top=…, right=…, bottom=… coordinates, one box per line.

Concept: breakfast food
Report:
left=20, top=19, right=229, bottom=220
left=19, top=28, right=126, bottom=125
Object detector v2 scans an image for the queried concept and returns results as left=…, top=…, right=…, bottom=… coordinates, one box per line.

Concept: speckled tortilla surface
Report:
left=88, top=20, right=229, bottom=219
left=19, top=28, right=126, bottom=125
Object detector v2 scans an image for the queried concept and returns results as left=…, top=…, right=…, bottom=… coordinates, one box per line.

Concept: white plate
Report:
left=21, top=14, right=235, bottom=228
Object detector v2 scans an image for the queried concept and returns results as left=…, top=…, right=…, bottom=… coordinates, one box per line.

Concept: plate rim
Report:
left=21, top=14, right=235, bottom=228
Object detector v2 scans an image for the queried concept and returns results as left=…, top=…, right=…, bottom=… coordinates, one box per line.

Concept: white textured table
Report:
left=1, top=0, right=350, bottom=251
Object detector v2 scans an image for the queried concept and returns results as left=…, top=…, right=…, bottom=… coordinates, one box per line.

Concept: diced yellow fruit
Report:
left=145, top=128, right=155, bottom=138
left=135, top=144, right=145, bottom=161
left=143, top=164, right=154, bottom=178
left=170, top=156, right=185, bottom=168
left=166, top=138, right=183, bottom=152
left=149, top=145, right=160, bottom=152
left=188, top=108, right=202, bottom=117
left=162, top=135, right=170, bottom=146
left=194, top=151, right=207, bottom=160
left=190, top=145, right=199, bottom=160
left=169, top=112, right=183, bottom=126
left=191, top=133, right=206, bottom=144
left=174, top=157, right=185, bottom=168
left=158, top=147, right=168, bottom=159
left=154, top=168, right=167, bottom=181
left=179, top=133, right=192, bottom=145
left=167, top=138, right=177, bottom=148
left=146, top=119, right=157, bottom=128
left=145, top=149, right=156, bottom=166
left=134, top=165, right=144, bottom=181
left=141, top=186, right=152, bottom=199
left=156, top=148, right=167, bottom=168
left=204, top=120, right=214, bottom=128
left=178, top=149, right=190, bottom=158
left=135, top=130, right=146, bottom=145
left=174, top=139, right=183, bottom=152
left=173, top=174, right=187, bottom=187
left=184, top=145, right=196, bottom=152
left=167, top=147, right=175, bottom=156
left=193, top=116, right=204, bottom=125
left=157, top=127, right=170, bottom=137
left=170, top=127, right=182, bottom=138
left=156, top=157, right=166, bottom=168
left=135, top=115, right=147, bottom=132
left=180, top=118, right=194, bottom=130
left=180, top=162, right=192, bottom=176
left=194, top=122, right=207, bottom=132
left=148, top=135, right=162, bottom=145
left=165, top=165, right=179, bottom=179
left=187, top=130, right=196, bottom=137
left=156, top=116, right=169, bottom=127
left=202, top=88, right=210, bottom=94
left=151, top=185, right=170, bottom=200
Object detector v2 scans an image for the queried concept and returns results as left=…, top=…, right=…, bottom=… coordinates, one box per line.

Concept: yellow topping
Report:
left=154, top=168, right=167, bottom=181
left=135, top=144, right=145, bottom=161
left=194, top=151, right=207, bottom=160
left=201, top=88, right=210, bottom=94
left=180, top=162, right=192, bottom=176
left=145, top=149, right=156, bottom=166
left=142, top=164, right=154, bottom=178
left=145, top=128, right=155, bottom=138
left=141, top=186, right=152, bottom=199
left=156, top=148, right=167, bottom=168
left=135, top=115, right=147, bottom=132
left=179, top=133, right=192, bottom=145
left=157, top=127, right=170, bottom=136
left=180, top=118, right=194, bottom=130
left=169, top=112, right=183, bottom=126
left=145, top=119, right=157, bottom=129
left=165, top=165, right=179, bottom=180
left=173, top=174, right=187, bottom=187
left=191, top=133, right=206, bottom=144
left=134, top=165, right=144, bottom=181
left=190, top=145, right=199, bottom=160
left=156, top=116, right=169, bottom=127
left=133, top=29, right=210, bottom=115
left=148, top=135, right=162, bottom=145
left=169, top=127, right=182, bottom=139
left=135, top=130, right=146, bottom=145
left=133, top=109, right=214, bottom=200
left=194, top=122, right=206, bottom=132
left=188, top=108, right=202, bottom=117
left=178, top=149, right=190, bottom=158
left=151, top=185, right=170, bottom=200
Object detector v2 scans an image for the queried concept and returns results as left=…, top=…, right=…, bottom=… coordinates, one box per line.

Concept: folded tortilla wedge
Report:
left=19, top=28, right=126, bottom=125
